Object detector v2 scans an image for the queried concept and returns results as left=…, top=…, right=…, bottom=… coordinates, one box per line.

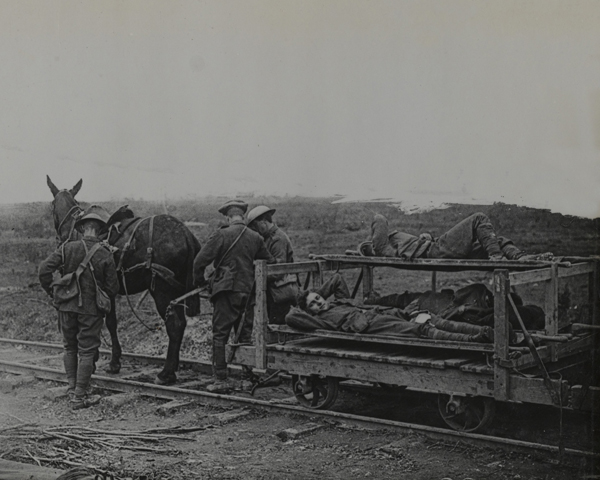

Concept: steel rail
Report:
left=0, top=356, right=597, bottom=462
left=0, top=337, right=214, bottom=374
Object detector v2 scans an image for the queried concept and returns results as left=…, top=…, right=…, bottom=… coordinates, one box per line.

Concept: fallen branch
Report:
left=25, top=449, right=42, bottom=467
left=0, top=422, right=37, bottom=433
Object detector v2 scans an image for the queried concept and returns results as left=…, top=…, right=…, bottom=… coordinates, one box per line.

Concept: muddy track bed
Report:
left=0, top=338, right=598, bottom=480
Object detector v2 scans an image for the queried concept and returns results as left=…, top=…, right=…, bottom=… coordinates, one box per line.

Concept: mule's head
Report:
left=47, top=176, right=83, bottom=242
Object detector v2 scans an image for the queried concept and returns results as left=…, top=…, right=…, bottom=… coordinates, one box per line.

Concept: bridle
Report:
left=52, top=190, right=83, bottom=245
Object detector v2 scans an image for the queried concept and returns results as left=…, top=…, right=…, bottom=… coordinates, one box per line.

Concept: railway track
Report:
left=0, top=337, right=597, bottom=464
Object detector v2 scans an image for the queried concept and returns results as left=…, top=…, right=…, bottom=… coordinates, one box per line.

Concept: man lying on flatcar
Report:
left=285, top=274, right=516, bottom=343
left=365, top=283, right=546, bottom=331
left=358, top=212, right=554, bottom=262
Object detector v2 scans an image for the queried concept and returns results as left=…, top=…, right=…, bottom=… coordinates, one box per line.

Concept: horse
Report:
left=46, top=175, right=202, bottom=385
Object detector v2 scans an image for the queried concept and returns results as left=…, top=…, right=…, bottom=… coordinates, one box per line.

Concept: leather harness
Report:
left=111, top=216, right=184, bottom=292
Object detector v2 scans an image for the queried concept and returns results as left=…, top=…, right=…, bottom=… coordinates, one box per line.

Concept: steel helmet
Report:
left=246, top=205, right=276, bottom=225
left=74, top=205, right=110, bottom=229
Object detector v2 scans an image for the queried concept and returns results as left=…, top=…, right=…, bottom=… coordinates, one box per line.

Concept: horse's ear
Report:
left=70, top=179, right=83, bottom=198
left=46, top=175, right=59, bottom=197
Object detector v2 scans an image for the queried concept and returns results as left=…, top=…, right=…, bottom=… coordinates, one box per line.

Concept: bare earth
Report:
left=0, top=363, right=593, bottom=480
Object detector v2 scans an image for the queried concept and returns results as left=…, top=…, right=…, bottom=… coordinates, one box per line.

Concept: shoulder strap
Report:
left=76, top=241, right=103, bottom=276
left=214, top=226, right=247, bottom=271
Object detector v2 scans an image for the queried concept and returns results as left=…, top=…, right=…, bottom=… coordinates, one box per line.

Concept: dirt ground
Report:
left=0, top=368, right=595, bottom=480
left=1, top=201, right=598, bottom=479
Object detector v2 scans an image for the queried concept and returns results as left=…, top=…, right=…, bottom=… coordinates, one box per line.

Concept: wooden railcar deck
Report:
left=230, top=255, right=599, bottom=414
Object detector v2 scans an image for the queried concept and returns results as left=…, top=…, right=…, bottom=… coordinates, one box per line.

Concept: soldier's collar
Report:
left=265, top=225, right=278, bottom=238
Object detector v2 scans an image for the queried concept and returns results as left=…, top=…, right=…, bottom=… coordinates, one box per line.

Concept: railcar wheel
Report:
left=437, top=394, right=496, bottom=433
left=291, top=375, right=339, bottom=410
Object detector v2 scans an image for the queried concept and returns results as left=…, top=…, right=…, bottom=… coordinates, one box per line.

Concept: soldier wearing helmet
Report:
left=39, top=205, right=119, bottom=410
left=247, top=205, right=297, bottom=325
left=193, top=199, right=274, bottom=392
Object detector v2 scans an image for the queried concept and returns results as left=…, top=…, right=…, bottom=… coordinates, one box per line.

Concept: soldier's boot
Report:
left=473, top=215, right=503, bottom=259
left=63, top=351, right=78, bottom=399
left=207, top=341, right=232, bottom=393
left=71, top=355, right=101, bottom=410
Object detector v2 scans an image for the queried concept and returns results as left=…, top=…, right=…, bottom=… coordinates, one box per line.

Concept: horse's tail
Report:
left=183, top=229, right=202, bottom=316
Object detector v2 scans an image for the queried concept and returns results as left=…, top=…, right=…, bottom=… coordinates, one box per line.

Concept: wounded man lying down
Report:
left=285, top=274, right=504, bottom=343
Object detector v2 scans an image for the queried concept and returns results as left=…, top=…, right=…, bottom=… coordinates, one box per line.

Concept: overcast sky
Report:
left=1, top=1, right=599, bottom=217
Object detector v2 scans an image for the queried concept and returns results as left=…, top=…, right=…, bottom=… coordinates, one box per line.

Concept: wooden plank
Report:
left=230, top=345, right=256, bottom=367
left=509, top=375, right=568, bottom=405
left=269, top=343, right=448, bottom=368
left=267, top=261, right=322, bottom=275
left=590, top=262, right=599, bottom=326
left=509, top=336, right=594, bottom=370
left=570, top=385, right=600, bottom=412
left=308, top=254, right=568, bottom=272
left=557, top=262, right=595, bottom=278
left=460, top=360, right=493, bottom=374
left=312, top=261, right=325, bottom=288
left=493, top=269, right=510, bottom=401
left=509, top=268, right=551, bottom=286
left=266, top=350, right=493, bottom=396
left=417, top=355, right=449, bottom=368
left=545, top=264, right=559, bottom=361
left=267, top=325, right=494, bottom=352
left=362, top=266, right=373, bottom=301
left=443, top=357, right=477, bottom=368
left=253, top=260, right=268, bottom=369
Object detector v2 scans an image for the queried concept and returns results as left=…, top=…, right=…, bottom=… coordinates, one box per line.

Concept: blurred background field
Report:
left=0, top=197, right=598, bottom=361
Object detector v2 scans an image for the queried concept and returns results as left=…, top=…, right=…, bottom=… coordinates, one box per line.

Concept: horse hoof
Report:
left=155, top=375, right=176, bottom=386
left=105, top=364, right=121, bottom=374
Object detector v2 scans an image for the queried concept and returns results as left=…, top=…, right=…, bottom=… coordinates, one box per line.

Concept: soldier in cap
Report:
left=193, top=199, right=274, bottom=392
left=247, top=205, right=297, bottom=324
left=39, top=205, right=120, bottom=409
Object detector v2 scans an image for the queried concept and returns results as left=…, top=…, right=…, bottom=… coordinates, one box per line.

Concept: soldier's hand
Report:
left=419, top=233, right=433, bottom=242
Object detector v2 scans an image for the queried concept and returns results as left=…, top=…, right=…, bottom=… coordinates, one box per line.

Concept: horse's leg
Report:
left=104, top=297, right=122, bottom=374
left=152, top=290, right=186, bottom=385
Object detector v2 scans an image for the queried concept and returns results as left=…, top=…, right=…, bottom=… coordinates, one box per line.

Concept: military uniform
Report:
left=370, top=212, right=523, bottom=260
left=263, top=225, right=296, bottom=324
left=285, top=274, right=493, bottom=342
left=39, top=207, right=119, bottom=406
left=193, top=217, right=274, bottom=380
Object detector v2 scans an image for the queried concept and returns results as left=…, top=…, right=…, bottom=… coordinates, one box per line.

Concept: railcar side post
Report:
left=362, top=266, right=373, bottom=300
left=590, top=261, right=599, bottom=326
left=254, top=260, right=268, bottom=369
left=312, top=261, right=325, bottom=288
left=545, top=263, right=559, bottom=362
left=493, top=269, right=510, bottom=401
left=431, top=271, right=437, bottom=293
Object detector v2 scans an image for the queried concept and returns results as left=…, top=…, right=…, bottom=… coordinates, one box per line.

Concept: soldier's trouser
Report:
left=429, top=315, right=483, bottom=335
left=427, top=213, right=522, bottom=259
left=420, top=322, right=478, bottom=342
left=211, top=292, right=253, bottom=380
left=59, top=311, right=103, bottom=396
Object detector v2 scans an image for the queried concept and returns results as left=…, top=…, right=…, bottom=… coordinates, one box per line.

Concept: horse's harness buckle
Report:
left=146, top=247, right=154, bottom=268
